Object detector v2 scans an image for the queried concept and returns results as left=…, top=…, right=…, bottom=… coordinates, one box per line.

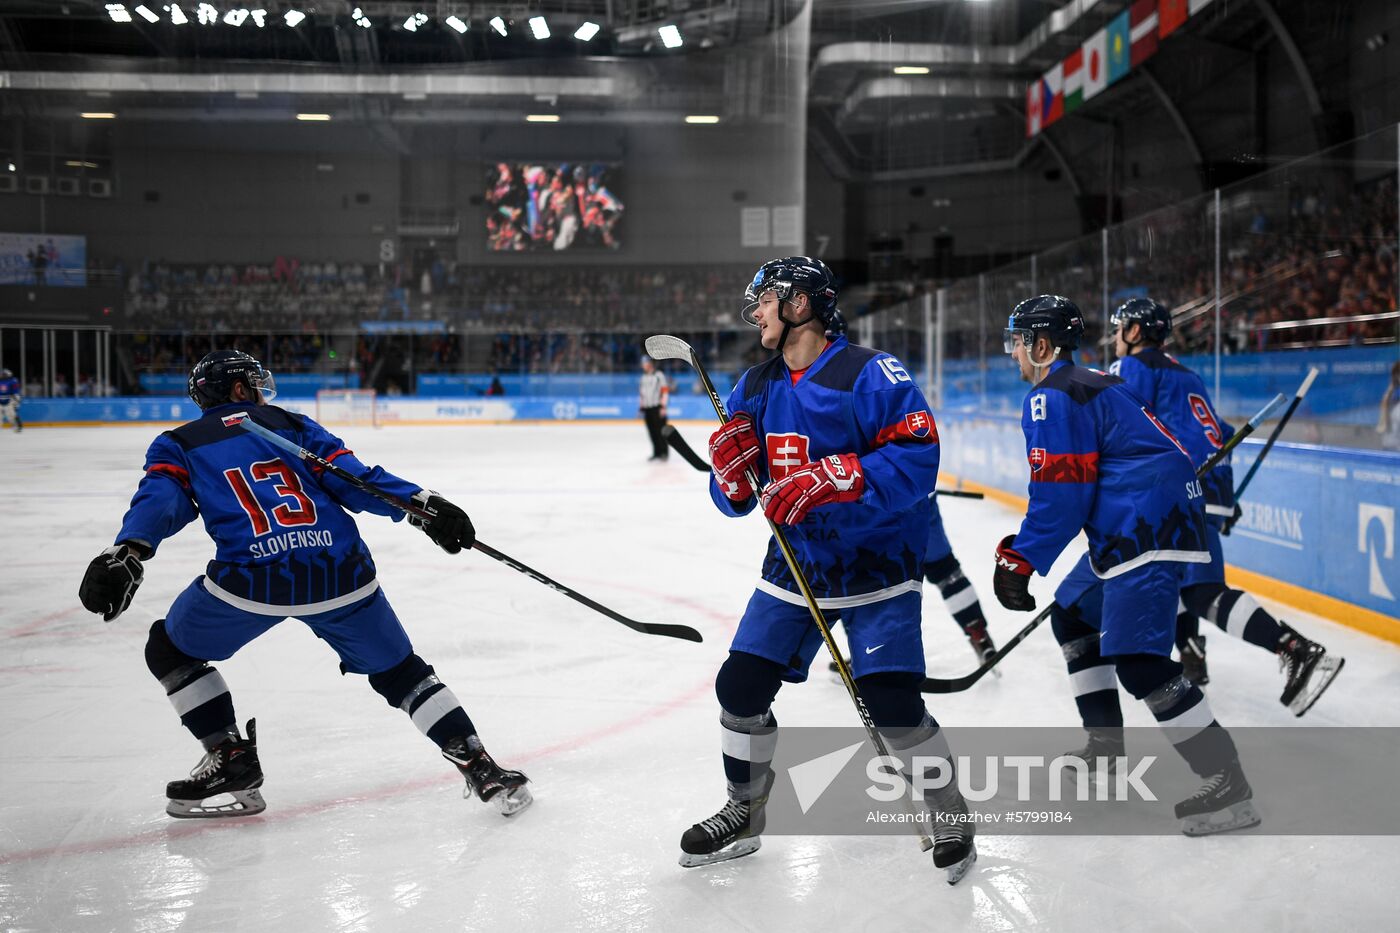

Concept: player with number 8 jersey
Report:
left=77, top=349, right=532, bottom=821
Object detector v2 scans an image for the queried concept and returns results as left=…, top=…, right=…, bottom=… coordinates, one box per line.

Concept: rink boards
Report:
left=13, top=394, right=1399, bottom=639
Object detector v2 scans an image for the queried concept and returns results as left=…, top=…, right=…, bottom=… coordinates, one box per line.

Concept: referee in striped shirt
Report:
left=639, top=355, right=670, bottom=461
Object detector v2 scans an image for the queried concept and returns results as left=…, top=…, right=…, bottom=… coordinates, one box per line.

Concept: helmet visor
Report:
left=249, top=365, right=277, bottom=403
left=741, top=282, right=792, bottom=328
left=1002, top=328, right=1034, bottom=355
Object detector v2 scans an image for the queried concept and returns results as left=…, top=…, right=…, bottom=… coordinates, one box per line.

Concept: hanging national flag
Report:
left=1082, top=27, right=1108, bottom=100
left=1159, top=0, right=1188, bottom=38
left=1026, top=64, right=1063, bottom=137
left=1189, top=0, right=1216, bottom=13
left=1106, top=11, right=1131, bottom=85
left=1131, top=0, right=1159, bottom=66
left=1063, top=48, right=1084, bottom=112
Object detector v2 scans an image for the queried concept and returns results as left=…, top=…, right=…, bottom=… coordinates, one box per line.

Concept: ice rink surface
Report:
left=2, top=422, right=1398, bottom=933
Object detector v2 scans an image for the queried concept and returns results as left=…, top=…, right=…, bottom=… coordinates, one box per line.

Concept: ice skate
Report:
left=1180, top=635, right=1209, bottom=686
left=1277, top=628, right=1344, bottom=717
left=442, top=736, right=533, bottom=817
left=165, top=718, right=266, bottom=819
left=1058, top=729, right=1125, bottom=793
left=928, top=785, right=977, bottom=885
left=679, top=774, right=772, bottom=868
left=965, top=620, right=1000, bottom=678
left=1175, top=759, right=1261, bottom=836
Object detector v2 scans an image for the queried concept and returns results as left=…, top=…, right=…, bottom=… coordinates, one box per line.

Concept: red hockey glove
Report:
left=992, top=534, right=1036, bottom=611
left=760, top=453, right=864, bottom=525
left=709, top=414, right=760, bottom=502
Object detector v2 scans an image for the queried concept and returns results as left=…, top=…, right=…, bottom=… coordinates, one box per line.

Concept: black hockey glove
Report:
left=1220, top=502, right=1243, bottom=536
left=79, top=542, right=147, bottom=622
left=992, top=534, right=1036, bottom=612
left=409, top=490, right=475, bottom=555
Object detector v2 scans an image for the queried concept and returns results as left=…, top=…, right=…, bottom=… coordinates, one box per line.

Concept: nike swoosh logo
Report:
left=865, top=644, right=885, bottom=654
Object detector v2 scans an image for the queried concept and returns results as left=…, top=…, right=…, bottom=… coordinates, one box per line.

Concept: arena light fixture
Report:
left=893, top=66, right=929, bottom=75
left=105, top=4, right=132, bottom=23
left=445, top=15, right=467, bottom=33
left=403, top=12, right=427, bottom=32
left=250, top=8, right=266, bottom=27
left=223, top=8, right=248, bottom=26
left=296, top=112, right=332, bottom=121
left=685, top=115, right=720, bottom=124
left=573, top=21, right=599, bottom=41
left=489, top=16, right=507, bottom=36
left=352, top=7, right=371, bottom=28
left=80, top=112, right=117, bottom=119
left=166, top=3, right=188, bottom=24
left=65, top=160, right=101, bottom=169
left=658, top=24, right=682, bottom=49
left=529, top=16, right=549, bottom=39
left=283, top=9, right=306, bottom=27
left=134, top=4, right=159, bottom=23
left=525, top=114, right=560, bottom=123
left=196, top=3, right=217, bottom=25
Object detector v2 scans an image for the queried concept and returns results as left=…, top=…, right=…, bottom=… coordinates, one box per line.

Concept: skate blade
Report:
left=1181, top=800, right=1261, bottom=837
left=1289, top=656, right=1345, bottom=717
left=495, top=784, right=534, bottom=817
left=678, top=836, right=761, bottom=868
left=943, top=844, right=978, bottom=886
left=167, top=788, right=266, bottom=819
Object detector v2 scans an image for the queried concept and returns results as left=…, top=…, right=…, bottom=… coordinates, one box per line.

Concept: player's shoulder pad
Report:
left=1135, top=347, right=1189, bottom=373
left=166, top=404, right=303, bottom=451
left=734, top=354, right=785, bottom=400
left=1025, top=364, right=1120, bottom=425
left=817, top=344, right=896, bottom=392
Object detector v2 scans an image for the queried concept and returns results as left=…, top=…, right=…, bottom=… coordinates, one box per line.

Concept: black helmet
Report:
left=1004, top=295, right=1085, bottom=353
left=743, top=256, right=844, bottom=335
left=1111, top=296, right=1172, bottom=345
left=188, top=350, right=277, bottom=409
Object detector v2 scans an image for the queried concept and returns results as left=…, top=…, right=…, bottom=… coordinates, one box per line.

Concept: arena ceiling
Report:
left=0, top=0, right=1314, bottom=178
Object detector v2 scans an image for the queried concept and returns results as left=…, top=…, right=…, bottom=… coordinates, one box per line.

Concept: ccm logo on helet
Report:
left=767, top=433, right=811, bottom=480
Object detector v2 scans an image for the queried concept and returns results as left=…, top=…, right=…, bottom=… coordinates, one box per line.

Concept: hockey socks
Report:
left=1183, top=584, right=1284, bottom=652
left=1052, top=603, right=1123, bottom=729
left=369, top=653, right=476, bottom=748
left=145, top=620, right=238, bottom=749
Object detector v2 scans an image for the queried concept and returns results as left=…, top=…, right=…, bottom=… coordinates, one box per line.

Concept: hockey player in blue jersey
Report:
left=1108, top=298, right=1342, bottom=712
left=78, top=350, right=531, bottom=819
left=991, top=295, right=1259, bottom=836
left=0, top=368, right=21, bottom=432
left=678, top=257, right=976, bottom=883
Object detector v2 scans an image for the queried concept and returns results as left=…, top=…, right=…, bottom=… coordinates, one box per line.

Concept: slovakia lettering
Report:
left=249, top=529, right=335, bottom=559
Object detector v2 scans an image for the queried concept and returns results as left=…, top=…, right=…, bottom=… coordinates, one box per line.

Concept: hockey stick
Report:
left=918, top=391, right=1291, bottom=693
left=668, top=422, right=983, bottom=500
left=646, top=334, right=934, bottom=853
left=1222, top=368, right=1318, bottom=535
left=232, top=415, right=703, bottom=643
left=662, top=423, right=711, bottom=471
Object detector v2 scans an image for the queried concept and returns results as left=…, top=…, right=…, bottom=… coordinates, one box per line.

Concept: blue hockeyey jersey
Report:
left=709, top=336, right=940, bottom=604
left=115, top=403, right=421, bottom=612
left=1013, top=360, right=1210, bottom=578
left=1110, top=348, right=1236, bottom=518
left=0, top=376, right=19, bottom=402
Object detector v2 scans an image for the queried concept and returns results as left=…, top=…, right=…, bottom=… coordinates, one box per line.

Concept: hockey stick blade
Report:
left=643, top=334, right=694, bottom=364
left=662, top=424, right=711, bottom=473
left=231, top=415, right=702, bottom=642
left=921, top=604, right=1053, bottom=693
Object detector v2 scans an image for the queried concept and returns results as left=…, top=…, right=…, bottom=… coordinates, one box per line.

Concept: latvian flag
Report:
left=1130, top=0, right=1159, bottom=67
